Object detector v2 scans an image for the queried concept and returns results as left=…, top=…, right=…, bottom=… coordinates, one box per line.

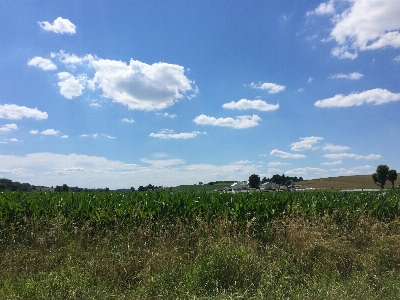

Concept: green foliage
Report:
left=388, top=170, right=398, bottom=190
left=373, top=165, right=390, bottom=189
left=373, top=165, right=398, bottom=190
left=248, top=174, right=260, bottom=188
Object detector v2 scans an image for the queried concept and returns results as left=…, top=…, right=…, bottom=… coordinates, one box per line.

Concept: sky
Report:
left=1, top=0, right=399, bottom=189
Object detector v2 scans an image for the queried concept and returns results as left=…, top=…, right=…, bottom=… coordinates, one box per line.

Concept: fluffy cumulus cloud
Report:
left=193, top=114, right=261, bottom=129
left=0, top=123, right=18, bottom=132
left=0, top=104, right=48, bottom=120
left=291, top=136, right=323, bottom=151
left=270, top=149, right=306, bottom=159
left=314, top=89, right=400, bottom=108
left=149, top=129, right=206, bottom=139
left=323, top=153, right=382, bottom=160
left=329, top=72, right=363, bottom=80
left=306, top=0, right=335, bottom=16
left=330, top=0, right=400, bottom=58
left=222, top=99, right=279, bottom=111
left=249, top=82, right=286, bottom=93
left=41, top=129, right=59, bottom=136
left=27, top=57, right=57, bottom=71
left=91, top=59, right=197, bottom=110
left=38, top=17, right=76, bottom=35
left=57, top=72, right=86, bottom=99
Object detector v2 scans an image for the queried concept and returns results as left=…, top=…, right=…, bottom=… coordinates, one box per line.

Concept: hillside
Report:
left=297, top=174, right=400, bottom=190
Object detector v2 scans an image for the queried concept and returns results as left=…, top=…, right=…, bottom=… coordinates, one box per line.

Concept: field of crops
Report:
left=1, top=190, right=400, bottom=231
left=2, top=190, right=400, bottom=299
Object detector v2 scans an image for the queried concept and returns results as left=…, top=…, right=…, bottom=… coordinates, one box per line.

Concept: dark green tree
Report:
left=387, top=169, right=398, bottom=190
left=372, top=165, right=389, bottom=189
left=248, top=174, right=260, bottom=188
left=271, top=174, right=281, bottom=184
left=261, top=177, right=268, bottom=184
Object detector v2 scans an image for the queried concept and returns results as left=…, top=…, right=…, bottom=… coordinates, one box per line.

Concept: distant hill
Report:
left=297, top=174, right=400, bottom=190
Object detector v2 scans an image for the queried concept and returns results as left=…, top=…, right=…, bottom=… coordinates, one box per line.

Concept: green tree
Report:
left=387, top=169, right=398, bottom=190
left=372, top=165, right=389, bottom=189
left=271, top=174, right=281, bottom=184
left=248, top=174, right=260, bottom=188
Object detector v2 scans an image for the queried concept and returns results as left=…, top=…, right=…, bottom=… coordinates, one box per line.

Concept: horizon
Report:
left=1, top=1, right=399, bottom=189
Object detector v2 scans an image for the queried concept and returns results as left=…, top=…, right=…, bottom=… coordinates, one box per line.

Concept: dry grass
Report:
left=297, top=174, right=400, bottom=190
left=1, top=215, right=400, bottom=299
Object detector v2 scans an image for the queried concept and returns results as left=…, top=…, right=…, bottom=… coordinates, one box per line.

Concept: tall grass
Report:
left=1, top=190, right=400, bottom=299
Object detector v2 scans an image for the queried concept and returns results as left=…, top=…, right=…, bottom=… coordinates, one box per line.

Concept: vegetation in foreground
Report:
left=1, top=190, right=400, bottom=299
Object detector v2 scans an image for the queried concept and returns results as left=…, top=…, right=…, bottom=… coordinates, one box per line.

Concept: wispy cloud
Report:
left=193, top=114, right=261, bottom=129
left=329, top=72, right=363, bottom=80
left=270, top=149, right=306, bottom=159
left=323, top=153, right=382, bottom=160
left=291, top=136, right=323, bottom=151
left=149, top=129, right=206, bottom=139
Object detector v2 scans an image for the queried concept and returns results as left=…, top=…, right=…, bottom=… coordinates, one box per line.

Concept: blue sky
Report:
left=1, top=0, right=399, bottom=189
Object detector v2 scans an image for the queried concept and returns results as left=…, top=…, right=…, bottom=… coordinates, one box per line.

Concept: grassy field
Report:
left=171, top=175, right=400, bottom=192
left=298, top=174, right=400, bottom=190
left=1, top=190, right=400, bottom=299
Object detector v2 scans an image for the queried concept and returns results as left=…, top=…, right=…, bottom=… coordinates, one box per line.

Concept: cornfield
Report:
left=1, top=190, right=399, bottom=230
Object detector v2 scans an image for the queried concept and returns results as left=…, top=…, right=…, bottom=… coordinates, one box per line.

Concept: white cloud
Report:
left=38, top=17, right=76, bottom=35
left=308, top=77, right=314, bottom=83
left=57, top=72, right=87, bottom=99
left=306, top=0, right=335, bottom=16
left=268, top=161, right=291, bottom=166
left=90, top=102, right=102, bottom=108
left=61, top=135, right=68, bottom=139
left=322, top=144, right=350, bottom=152
left=331, top=165, right=374, bottom=176
left=249, top=82, right=286, bottom=93
left=156, top=112, right=177, bottom=118
left=55, top=50, right=85, bottom=65
left=331, top=46, right=358, bottom=59
left=323, top=153, right=382, bottom=160
left=91, top=58, right=197, bottom=110
left=394, top=55, right=400, bottom=62
left=30, top=130, right=39, bottom=135
left=314, top=89, right=400, bottom=108
left=270, top=149, right=306, bottom=159
left=27, top=57, right=57, bottom=71
left=329, top=72, right=363, bottom=80
left=79, top=134, right=89, bottom=138
left=321, top=160, right=342, bottom=166
left=290, top=136, right=324, bottom=151
left=230, top=160, right=252, bottom=165
left=149, top=129, right=206, bottom=139
left=285, top=167, right=327, bottom=176
left=0, top=104, right=48, bottom=120
left=0, top=123, right=18, bottom=132
left=41, top=129, right=59, bottom=136
left=193, top=114, right=261, bottom=129
left=222, top=99, right=279, bottom=111
left=122, top=118, right=135, bottom=123
left=140, top=158, right=186, bottom=167
left=330, top=0, right=400, bottom=57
